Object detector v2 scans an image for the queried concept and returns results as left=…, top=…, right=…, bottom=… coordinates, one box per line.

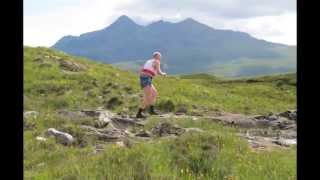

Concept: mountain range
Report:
left=52, top=15, right=296, bottom=77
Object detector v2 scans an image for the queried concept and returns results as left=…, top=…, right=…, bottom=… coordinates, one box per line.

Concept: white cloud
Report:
left=24, top=0, right=135, bottom=46
left=24, top=0, right=296, bottom=47
left=202, top=12, right=297, bottom=45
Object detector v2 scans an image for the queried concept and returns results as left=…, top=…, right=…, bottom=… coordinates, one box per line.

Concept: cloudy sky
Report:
left=24, top=0, right=296, bottom=47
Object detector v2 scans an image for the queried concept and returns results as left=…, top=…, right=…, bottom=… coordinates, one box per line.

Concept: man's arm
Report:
left=154, top=60, right=166, bottom=76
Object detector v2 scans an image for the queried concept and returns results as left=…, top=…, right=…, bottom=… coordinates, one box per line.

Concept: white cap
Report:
left=153, top=51, right=162, bottom=58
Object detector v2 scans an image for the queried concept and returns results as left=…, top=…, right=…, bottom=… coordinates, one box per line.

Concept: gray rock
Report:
left=36, top=136, right=47, bottom=142
left=273, top=138, right=296, bottom=147
left=135, top=130, right=152, bottom=137
left=47, top=128, right=74, bottom=145
left=80, top=125, right=125, bottom=142
left=151, top=122, right=186, bottom=137
left=185, top=127, right=204, bottom=133
left=24, top=111, right=39, bottom=119
left=59, top=59, right=86, bottom=72
left=111, top=117, right=144, bottom=129
left=278, top=110, right=297, bottom=121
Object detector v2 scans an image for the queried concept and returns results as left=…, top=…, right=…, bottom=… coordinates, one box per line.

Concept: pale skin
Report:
left=140, top=54, right=166, bottom=109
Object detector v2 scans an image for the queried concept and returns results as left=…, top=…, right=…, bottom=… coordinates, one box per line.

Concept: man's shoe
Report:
left=149, top=105, right=160, bottom=115
left=136, top=108, right=147, bottom=118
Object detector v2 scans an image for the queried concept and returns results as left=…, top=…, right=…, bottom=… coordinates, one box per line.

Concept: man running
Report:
left=136, top=52, right=167, bottom=118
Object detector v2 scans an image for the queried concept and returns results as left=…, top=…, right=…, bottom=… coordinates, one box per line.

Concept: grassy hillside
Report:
left=24, top=47, right=296, bottom=179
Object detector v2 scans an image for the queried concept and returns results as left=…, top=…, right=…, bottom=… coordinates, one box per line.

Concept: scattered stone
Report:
left=185, top=127, right=204, bottom=133
left=39, top=63, right=52, bottom=68
left=135, top=130, right=152, bottom=137
left=111, top=117, right=144, bottom=129
left=210, top=113, right=257, bottom=128
left=33, top=57, right=44, bottom=63
left=36, top=136, right=47, bottom=142
left=80, top=110, right=101, bottom=117
left=24, top=111, right=39, bottom=119
left=278, top=110, right=297, bottom=121
left=175, top=106, right=188, bottom=115
left=47, top=128, right=74, bottom=145
left=151, top=122, right=185, bottom=137
left=273, top=138, right=296, bottom=147
left=36, top=163, right=45, bottom=168
left=94, top=144, right=105, bottom=153
left=24, top=119, right=36, bottom=130
left=59, top=59, right=86, bottom=72
left=116, top=141, right=125, bottom=147
left=94, top=120, right=109, bottom=128
left=105, top=97, right=123, bottom=109
left=57, top=110, right=86, bottom=120
left=81, top=125, right=126, bottom=142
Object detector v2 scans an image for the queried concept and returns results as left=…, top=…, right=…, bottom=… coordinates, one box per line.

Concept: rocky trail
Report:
left=24, top=108, right=296, bottom=152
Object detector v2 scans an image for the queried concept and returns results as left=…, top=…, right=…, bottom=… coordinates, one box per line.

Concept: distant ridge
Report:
left=52, top=15, right=296, bottom=77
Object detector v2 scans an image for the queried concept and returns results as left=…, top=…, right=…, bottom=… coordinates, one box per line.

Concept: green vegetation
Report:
left=24, top=47, right=296, bottom=179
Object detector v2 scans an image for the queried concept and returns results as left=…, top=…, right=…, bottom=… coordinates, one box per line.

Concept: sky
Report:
left=24, top=0, right=296, bottom=47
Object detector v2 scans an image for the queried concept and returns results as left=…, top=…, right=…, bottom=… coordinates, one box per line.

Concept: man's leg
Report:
left=137, top=86, right=152, bottom=118
left=150, top=84, right=158, bottom=105
left=149, top=85, right=159, bottom=115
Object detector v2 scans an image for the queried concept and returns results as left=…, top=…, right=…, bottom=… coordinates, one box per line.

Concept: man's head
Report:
left=153, top=51, right=162, bottom=60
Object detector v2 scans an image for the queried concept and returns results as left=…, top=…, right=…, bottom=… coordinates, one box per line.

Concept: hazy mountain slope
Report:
left=52, top=15, right=296, bottom=76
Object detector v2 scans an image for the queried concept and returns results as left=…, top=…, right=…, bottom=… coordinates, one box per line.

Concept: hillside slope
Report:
left=24, top=47, right=296, bottom=179
left=52, top=15, right=296, bottom=77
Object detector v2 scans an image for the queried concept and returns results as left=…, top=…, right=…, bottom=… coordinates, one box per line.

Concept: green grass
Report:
left=24, top=46, right=296, bottom=179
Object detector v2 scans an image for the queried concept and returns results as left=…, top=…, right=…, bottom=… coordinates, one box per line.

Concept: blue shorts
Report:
left=140, top=75, right=153, bottom=89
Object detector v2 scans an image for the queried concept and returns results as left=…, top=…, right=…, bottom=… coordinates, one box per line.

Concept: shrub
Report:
left=105, top=97, right=123, bottom=109
left=157, top=99, right=175, bottom=112
left=169, top=132, right=220, bottom=175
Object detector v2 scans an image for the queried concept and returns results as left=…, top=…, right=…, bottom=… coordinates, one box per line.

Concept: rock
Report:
left=151, top=122, right=186, bottom=137
left=116, top=141, right=125, bottom=147
left=57, top=110, right=86, bottom=120
left=80, top=110, right=101, bottom=117
left=47, top=128, right=74, bottom=145
left=33, top=57, right=44, bottom=63
left=24, top=119, right=36, bottom=130
left=175, top=106, right=188, bottom=115
left=94, top=111, right=113, bottom=128
left=39, top=63, right=52, bottom=68
left=59, top=59, right=86, bottom=72
left=106, top=97, right=123, bottom=109
left=111, top=117, right=144, bottom=129
left=185, top=127, right=204, bottom=133
left=36, top=136, right=47, bottom=142
left=192, top=117, right=198, bottom=121
left=81, top=125, right=125, bottom=141
left=135, top=130, right=152, bottom=137
left=94, top=120, right=109, bottom=128
left=24, top=111, right=39, bottom=119
left=278, top=110, right=297, bottom=121
left=255, top=119, right=272, bottom=128
left=36, top=163, right=45, bottom=167
left=210, top=113, right=257, bottom=128
left=273, top=138, right=296, bottom=147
